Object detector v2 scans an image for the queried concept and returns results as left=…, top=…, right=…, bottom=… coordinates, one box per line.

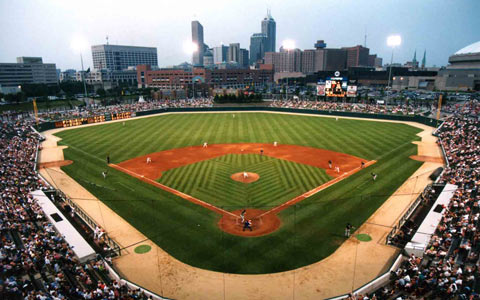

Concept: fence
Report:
left=385, top=184, right=435, bottom=244
left=36, top=106, right=441, bottom=132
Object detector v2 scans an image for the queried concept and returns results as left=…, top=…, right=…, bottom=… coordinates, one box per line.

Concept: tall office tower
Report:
left=250, top=33, right=267, bottom=65
left=213, top=45, right=228, bottom=64
left=191, top=20, right=205, bottom=66
left=228, top=43, right=240, bottom=63
left=261, top=10, right=276, bottom=52
left=342, top=45, right=370, bottom=68
left=239, top=48, right=250, bottom=68
left=91, top=44, right=158, bottom=71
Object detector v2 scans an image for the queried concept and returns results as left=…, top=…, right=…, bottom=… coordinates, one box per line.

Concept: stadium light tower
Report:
left=183, top=41, right=198, bottom=99
left=386, top=35, right=401, bottom=90
left=71, top=36, right=89, bottom=101
left=282, top=39, right=296, bottom=100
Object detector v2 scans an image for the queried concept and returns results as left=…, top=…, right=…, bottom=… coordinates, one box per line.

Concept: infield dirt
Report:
left=110, top=143, right=372, bottom=237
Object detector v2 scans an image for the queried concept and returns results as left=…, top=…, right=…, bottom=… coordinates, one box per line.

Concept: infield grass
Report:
left=159, top=154, right=331, bottom=208
left=55, top=112, right=423, bottom=274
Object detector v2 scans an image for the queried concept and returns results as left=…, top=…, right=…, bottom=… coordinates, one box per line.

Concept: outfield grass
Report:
left=159, top=153, right=331, bottom=208
left=55, top=112, right=423, bottom=274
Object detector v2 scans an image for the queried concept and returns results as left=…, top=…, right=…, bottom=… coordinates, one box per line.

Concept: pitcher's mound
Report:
left=231, top=172, right=260, bottom=183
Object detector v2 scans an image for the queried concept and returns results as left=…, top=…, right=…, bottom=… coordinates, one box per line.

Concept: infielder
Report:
left=203, top=142, right=208, bottom=148
left=146, top=157, right=152, bottom=164
left=273, top=141, right=278, bottom=147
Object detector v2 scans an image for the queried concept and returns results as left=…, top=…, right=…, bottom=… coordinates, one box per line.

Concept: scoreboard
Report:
left=54, top=112, right=132, bottom=128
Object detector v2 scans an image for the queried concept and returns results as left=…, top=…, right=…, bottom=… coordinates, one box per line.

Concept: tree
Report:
left=97, top=88, right=106, bottom=98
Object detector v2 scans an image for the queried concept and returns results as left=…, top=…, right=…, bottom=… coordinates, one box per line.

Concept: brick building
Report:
left=137, top=65, right=273, bottom=91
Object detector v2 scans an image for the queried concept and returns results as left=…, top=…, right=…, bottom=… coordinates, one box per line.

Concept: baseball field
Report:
left=54, top=112, right=423, bottom=274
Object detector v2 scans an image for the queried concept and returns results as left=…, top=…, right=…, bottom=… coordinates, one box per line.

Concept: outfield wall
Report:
left=37, top=106, right=440, bottom=132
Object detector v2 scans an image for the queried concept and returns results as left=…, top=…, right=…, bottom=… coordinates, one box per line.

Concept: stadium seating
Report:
left=0, top=98, right=478, bottom=300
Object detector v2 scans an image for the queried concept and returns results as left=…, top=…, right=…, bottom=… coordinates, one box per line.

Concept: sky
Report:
left=1, top=0, right=479, bottom=71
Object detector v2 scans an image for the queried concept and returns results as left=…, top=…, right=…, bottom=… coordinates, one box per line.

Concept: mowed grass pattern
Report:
left=55, top=112, right=423, bottom=274
left=159, top=154, right=331, bottom=208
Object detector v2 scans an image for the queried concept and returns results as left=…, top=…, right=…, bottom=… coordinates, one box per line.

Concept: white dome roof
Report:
left=455, top=41, right=480, bottom=55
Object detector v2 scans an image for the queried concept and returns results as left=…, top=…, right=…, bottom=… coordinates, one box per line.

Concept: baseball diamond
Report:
left=52, top=112, right=423, bottom=275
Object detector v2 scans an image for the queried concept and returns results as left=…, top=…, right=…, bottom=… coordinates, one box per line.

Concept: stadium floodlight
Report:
left=386, top=35, right=402, bottom=91
left=387, top=35, right=402, bottom=47
left=183, top=40, right=198, bottom=55
left=282, top=39, right=296, bottom=51
left=183, top=41, right=198, bottom=99
left=70, top=36, right=89, bottom=54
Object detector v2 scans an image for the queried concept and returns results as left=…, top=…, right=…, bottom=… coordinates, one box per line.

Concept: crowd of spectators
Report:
left=2, top=96, right=479, bottom=299
left=270, top=99, right=427, bottom=115
left=347, top=102, right=479, bottom=299
left=0, top=120, right=154, bottom=299
left=37, top=97, right=214, bottom=122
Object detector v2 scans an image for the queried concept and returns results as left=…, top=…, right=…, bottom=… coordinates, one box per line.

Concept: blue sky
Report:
left=1, top=0, right=479, bottom=70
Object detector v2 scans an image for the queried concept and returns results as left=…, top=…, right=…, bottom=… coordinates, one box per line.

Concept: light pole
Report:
left=71, top=37, right=89, bottom=103
left=282, top=39, right=295, bottom=100
left=183, top=41, right=198, bottom=99
left=386, top=35, right=401, bottom=90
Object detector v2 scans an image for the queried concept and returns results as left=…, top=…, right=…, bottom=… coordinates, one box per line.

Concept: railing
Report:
left=54, top=189, right=122, bottom=257
left=386, top=184, right=434, bottom=245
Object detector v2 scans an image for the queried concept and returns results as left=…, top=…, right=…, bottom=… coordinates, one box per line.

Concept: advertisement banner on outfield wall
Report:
left=317, top=81, right=325, bottom=96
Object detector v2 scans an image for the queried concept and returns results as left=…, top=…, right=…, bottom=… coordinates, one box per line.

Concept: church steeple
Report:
left=412, top=50, right=417, bottom=64
left=421, top=49, right=426, bottom=69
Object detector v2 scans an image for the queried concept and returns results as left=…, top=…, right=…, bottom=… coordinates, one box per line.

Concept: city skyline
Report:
left=1, top=0, right=479, bottom=70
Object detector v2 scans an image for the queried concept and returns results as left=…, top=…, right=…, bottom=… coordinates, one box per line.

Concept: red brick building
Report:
left=137, top=65, right=273, bottom=90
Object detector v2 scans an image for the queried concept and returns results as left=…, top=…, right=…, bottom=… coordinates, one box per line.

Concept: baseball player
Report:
left=273, top=141, right=278, bottom=147
left=243, top=171, right=248, bottom=179
left=345, top=223, right=355, bottom=237
left=361, top=161, right=365, bottom=168
left=102, top=171, right=107, bottom=179
left=243, top=220, right=253, bottom=231
left=203, top=142, right=208, bottom=148
left=371, top=172, right=377, bottom=181
left=335, top=166, right=340, bottom=173
left=328, top=160, right=332, bottom=169
left=146, top=157, right=152, bottom=164
left=240, top=209, right=246, bottom=223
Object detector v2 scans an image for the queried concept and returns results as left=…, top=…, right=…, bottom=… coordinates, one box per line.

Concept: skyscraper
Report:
left=239, top=48, right=249, bottom=68
left=261, top=10, right=276, bottom=53
left=213, top=45, right=228, bottom=64
left=250, top=33, right=267, bottom=65
left=228, top=43, right=240, bottom=63
left=191, top=21, right=204, bottom=66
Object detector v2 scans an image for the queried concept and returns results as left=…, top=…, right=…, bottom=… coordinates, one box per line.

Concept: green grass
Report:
left=159, top=154, right=331, bottom=208
left=55, top=112, right=423, bottom=274
left=134, top=245, right=152, bottom=254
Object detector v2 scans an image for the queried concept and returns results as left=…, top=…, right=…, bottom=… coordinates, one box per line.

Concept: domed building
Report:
left=435, top=41, right=480, bottom=91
